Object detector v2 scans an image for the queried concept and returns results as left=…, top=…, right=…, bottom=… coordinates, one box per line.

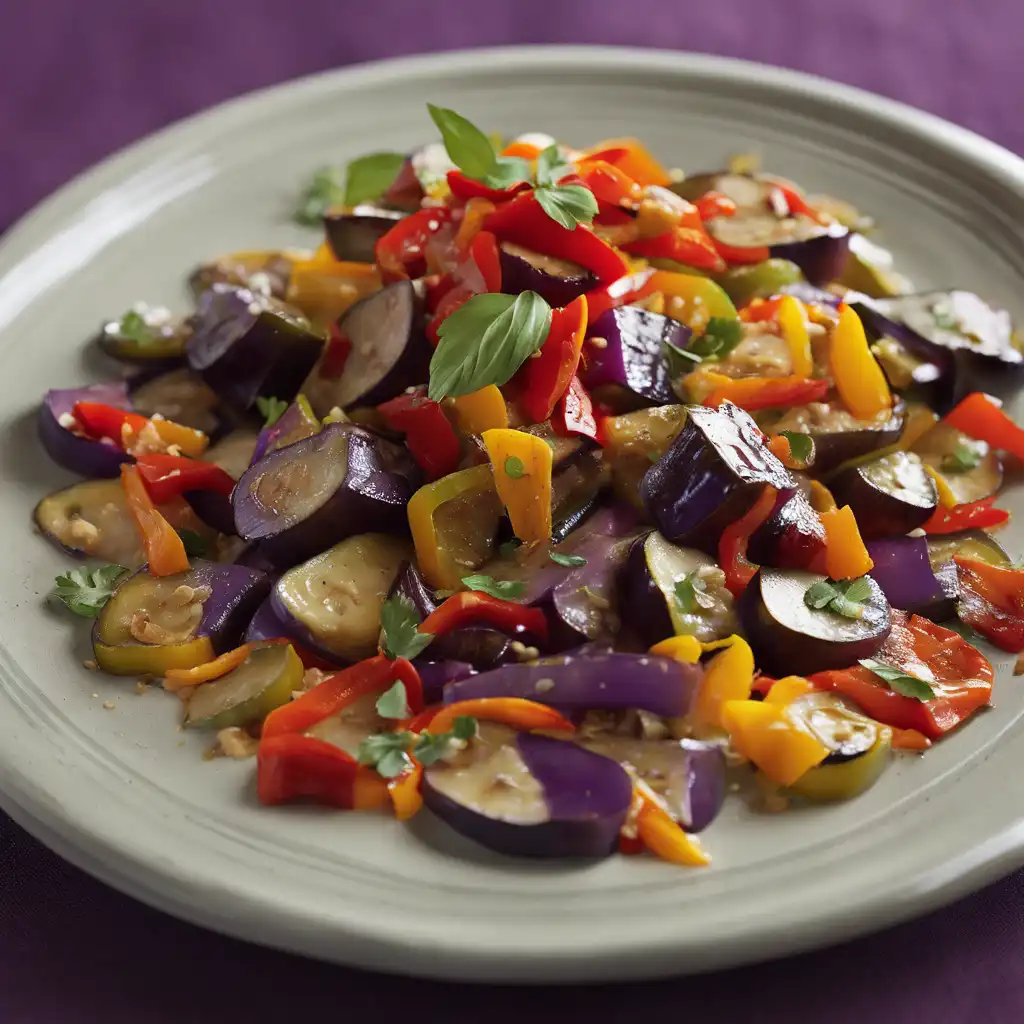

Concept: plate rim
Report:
left=3, top=44, right=1024, bottom=982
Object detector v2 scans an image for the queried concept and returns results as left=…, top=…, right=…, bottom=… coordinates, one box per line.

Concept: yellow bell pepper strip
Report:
left=820, top=504, right=874, bottom=579
left=481, top=428, right=553, bottom=543
left=648, top=634, right=703, bottom=663
left=120, top=465, right=190, bottom=576
left=718, top=485, right=779, bottom=597
left=776, top=295, right=813, bottom=377
left=944, top=391, right=1024, bottom=461
left=763, top=674, right=818, bottom=707
left=897, top=401, right=939, bottom=450
left=163, top=639, right=290, bottom=691
left=923, top=466, right=958, bottom=509
left=641, top=270, right=738, bottom=331
left=587, top=137, right=672, bottom=188
left=515, top=295, right=589, bottom=424
left=702, top=373, right=830, bottom=412
left=693, top=636, right=756, bottom=731
left=808, top=479, right=837, bottom=514
left=450, top=385, right=508, bottom=435
left=388, top=760, right=425, bottom=821
left=830, top=304, right=892, bottom=419
left=426, top=698, right=574, bottom=736
left=451, top=197, right=499, bottom=248
left=721, top=686, right=831, bottom=787
left=632, top=779, right=710, bottom=867
left=285, top=257, right=379, bottom=324
left=407, top=465, right=499, bottom=590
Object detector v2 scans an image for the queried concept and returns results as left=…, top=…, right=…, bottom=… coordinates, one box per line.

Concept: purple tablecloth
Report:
left=3, top=1, right=1024, bottom=1020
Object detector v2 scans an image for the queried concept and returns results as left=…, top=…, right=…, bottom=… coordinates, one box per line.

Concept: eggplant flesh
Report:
left=740, top=568, right=891, bottom=677
left=306, top=690, right=389, bottom=757
left=129, top=368, right=221, bottom=434
left=499, top=242, right=596, bottom=307
left=273, top=533, right=412, bottom=662
left=98, top=304, right=190, bottom=363
left=324, top=206, right=404, bottom=264
left=913, top=422, right=1003, bottom=505
left=188, top=250, right=297, bottom=302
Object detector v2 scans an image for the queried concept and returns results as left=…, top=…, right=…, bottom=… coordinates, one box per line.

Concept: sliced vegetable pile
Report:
left=35, top=108, right=1024, bottom=867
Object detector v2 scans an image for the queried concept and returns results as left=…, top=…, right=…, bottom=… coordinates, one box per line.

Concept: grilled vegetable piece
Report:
left=913, top=422, right=1003, bottom=505
left=39, top=381, right=134, bottom=478
left=827, top=451, right=937, bottom=538
left=499, top=242, right=596, bottom=307
left=128, top=368, right=222, bottom=435
left=324, top=206, right=405, bottom=263
left=188, top=250, right=297, bottom=302
left=97, top=304, right=191, bottom=364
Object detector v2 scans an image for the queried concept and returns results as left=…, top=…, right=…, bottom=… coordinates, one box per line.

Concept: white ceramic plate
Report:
left=2, top=46, right=1024, bottom=983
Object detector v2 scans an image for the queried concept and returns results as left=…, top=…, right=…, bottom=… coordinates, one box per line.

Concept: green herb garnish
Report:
left=942, top=442, right=984, bottom=473
left=665, top=338, right=702, bottom=377
left=779, top=431, right=814, bottom=464
left=177, top=529, right=208, bottom=558
left=549, top=551, right=588, bottom=568
left=294, top=167, right=346, bottom=226
left=804, top=577, right=873, bottom=619
left=428, top=291, right=551, bottom=401
left=427, top=105, right=530, bottom=189
left=412, top=716, right=478, bottom=766
left=52, top=564, right=128, bottom=619
left=357, top=732, right=413, bottom=778
left=376, top=680, right=412, bottom=720
left=533, top=184, right=598, bottom=231
left=256, top=396, right=288, bottom=428
left=932, top=308, right=960, bottom=332
left=498, top=538, right=522, bottom=558
left=379, top=595, right=434, bottom=661
left=503, top=456, right=526, bottom=479
left=461, top=574, right=527, bottom=600
left=858, top=658, right=936, bottom=701
left=117, top=310, right=156, bottom=346
left=343, top=152, right=406, bottom=207
left=674, top=571, right=714, bottom=614
left=687, top=317, right=744, bottom=361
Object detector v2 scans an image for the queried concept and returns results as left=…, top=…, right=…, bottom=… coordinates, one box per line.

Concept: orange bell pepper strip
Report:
left=257, top=734, right=389, bottom=810
left=427, top=697, right=574, bottom=736
left=515, top=295, right=588, bottom=423
left=944, top=391, right=1024, bottom=461
left=718, top=485, right=779, bottom=597
left=120, top=465, right=190, bottom=576
left=452, top=199, right=499, bottom=251
left=891, top=728, right=932, bottom=752
left=809, top=611, right=993, bottom=737
left=721, top=683, right=830, bottom=787
left=767, top=433, right=813, bottom=471
left=481, top=427, right=553, bottom=543
left=500, top=140, right=544, bottom=160
left=714, top=240, right=771, bottom=265
left=162, top=639, right=289, bottom=690
left=633, top=779, right=710, bottom=867
left=703, top=374, right=830, bottom=412
left=147, top=418, right=209, bottom=458
left=583, top=268, right=657, bottom=326
left=586, top=138, right=672, bottom=188
left=483, top=192, right=629, bottom=283
left=622, top=222, right=725, bottom=274
left=261, top=654, right=423, bottom=739
left=776, top=295, right=813, bottom=377
left=738, top=296, right=785, bottom=324
left=954, top=556, right=1024, bottom=652
left=419, top=591, right=548, bottom=644
left=808, top=479, right=837, bottom=514
left=74, top=402, right=209, bottom=457
left=450, top=385, right=509, bottom=435
left=388, top=760, right=425, bottom=821
left=820, top=505, right=874, bottom=579
left=577, top=160, right=644, bottom=210
left=921, top=496, right=1009, bottom=534
left=694, top=191, right=738, bottom=221
left=831, top=304, right=892, bottom=419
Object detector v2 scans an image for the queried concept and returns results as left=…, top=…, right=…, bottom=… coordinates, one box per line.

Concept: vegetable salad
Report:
left=35, top=105, right=1024, bottom=866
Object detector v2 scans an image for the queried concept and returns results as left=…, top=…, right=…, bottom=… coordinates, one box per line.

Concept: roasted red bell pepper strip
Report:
left=554, top=374, right=601, bottom=442
left=377, top=390, right=462, bottom=480
left=261, top=654, right=423, bottom=739
left=621, top=223, right=725, bottom=273
left=739, top=296, right=786, bottom=324
left=375, top=207, right=453, bottom=282
left=135, top=453, right=236, bottom=503
left=704, top=375, right=830, bottom=412
left=319, top=323, right=353, bottom=380
left=577, top=160, right=644, bottom=211
left=74, top=401, right=149, bottom=444
left=257, top=734, right=389, bottom=810
left=446, top=170, right=530, bottom=203
left=809, top=611, right=993, bottom=738
left=944, top=391, right=1024, bottom=462
left=469, top=230, right=502, bottom=292
left=427, top=697, right=573, bottom=736
left=120, top=465, right=190, bottom=576
left=765, top=179, right=820, bottom=220
left=426, top=231, right=502, bottom=344
left=920, top=496, right=1009, bottom=534
left=483, top=191, right=629, bottom=283
left=954, top=557, right=1024, bottom=652
left=419, top=592, right=549, bottom=643
left=694, top=190, right=738, bottom=221
left=714, top=240, right=771, bottom=265
left=719, top=485, right=778, bottom=597
left=583, top=268, right=657, bottom=325
left=515, top=295, right=589, bottom=423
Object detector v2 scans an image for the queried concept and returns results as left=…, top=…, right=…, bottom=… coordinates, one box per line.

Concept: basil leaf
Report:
left=483, top=156, right=532, bottom=189
left=498, top=538, right=522, bottom=558
left=256, top=396, right=288, bottom=428
left=428, top=291, right=552, bottom=401
left=413, top=715, right=479, bottom=766
left=942, top=442, right=984, bottom=473
left=688, top=317, right=744, bottom=360
left=534, top=145, right=572, bottom=187
left=427, top=104, right=497, bottom=181
left=858, top=658, right=936, bottom=701
left=804, top=577, right=872, bottom=619
left=674, top=571, right=713, bottom=614
left=295, top=166, right=346, bottom=225
left=460, top=575, right=526, bottom=600
left=375, top=680, right=411, bottom=720
left=52, top=564, right=129, bottom=618
left=780, top=431, right=814, bottom=464
left=843, top=577, right=873, bottom=603
left=379, top=595, right=434, bottom=660
left=357, top=732, right=414, bottom=778
left=118, top=310, right=156, bottom=346
left=665, top=338, right=702, bottom=377
left=451, top=715, right=478, bottom=741
left=503, top=456, right=526, bottom=479
left=803, top=580, right=839, bottom=610
left=549, top=551, right=588, bottom=568
left=343, top=152, right=406, bottom=207
left=533, top=184, right=598, bottom=230
left=177, top=529, right=208, bottom=558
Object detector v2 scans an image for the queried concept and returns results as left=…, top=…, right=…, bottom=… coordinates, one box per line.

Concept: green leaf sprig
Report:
left=858, top=658, right=936, bottom=701
left=177, top=529, right=208, bottom=558
left=549, top=551, right=587, bottom=568
left=357, top=715, right=478, bottom=778
left=294, top=153, right=404, bottom=226
left=686, top=317, right=744, bottom=361
left=461, top=575, right=526, bottom=600
left=379, top=595, right=434, bottom=661
left=942, top=442, right=984, bottom=474
left=779, top=431, right=814, bottom=465
left=804, top=577, right=874, bottom=620
left=674, top=571, right=715, bottom=614
left=117, top=310, right=157, bottom=346
left=52, top=564, right=129, bottom=618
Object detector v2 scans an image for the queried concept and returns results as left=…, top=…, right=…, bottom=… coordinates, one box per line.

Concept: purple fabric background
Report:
left=3, top=1, right=1024, bottom=1020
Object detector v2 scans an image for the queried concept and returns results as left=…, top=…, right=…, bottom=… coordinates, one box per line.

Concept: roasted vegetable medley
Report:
left=36, top=106, right=1024, bottom=866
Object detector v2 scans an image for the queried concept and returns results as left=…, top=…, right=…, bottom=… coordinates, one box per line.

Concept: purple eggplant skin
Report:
left=244, top=596, right=289, bottom=644
left=183, top=489, right=237, bottom=536
left=498, top=242, right=596, bottom=308
left=826, top=451, right=937, bottom=539
left=324, top=206, right=404, bottom=264
left=416, top=660, right=476, bottom=705
left=422, top=730, right=633, bottom=860
left=866, top=536, right=954, bottom=621
left=780, top=282, right=843, bottom=310
left=747, top=490, right=827, bottom=571
left=187, top=284, right=325, bottom=411
left=772, top=224, right=850, bottom=286
left=679, top=740, right=727, bottom=832
left=233, top=423, right=420, bottom=568
left=38, top=381, right=134, bottom=478
left=301, top=280, right=430, bottom=417
left=803, top=397, right=906, bottom=477
left=127, top=367, right=223, bottom=436
left=740, top=568, right=891, bottom=677
left=387, top=561, right=513, bottom=670
left=642, top=401, right=796, bottom=554
left=582, top=307, right=690, bottom=409
left=445, top=650, right=701, bottom=719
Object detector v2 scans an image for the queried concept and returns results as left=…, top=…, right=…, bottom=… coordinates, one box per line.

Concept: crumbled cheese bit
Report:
left=907, top=528, right=926, bottom=538
left=588, top=336, right=608, bottom=350
left=82, top=659, right=98, bottom=671
left=534, top=677, right=555, bottom=694
left=58, top=412, right=78, bottom=429
left=102, top=700, right=115, bottom=710
left=134, top=681, right=149, bottom=695
left=510, top=640, right=539, bottom=662
left=213, top=727, right=259, bottom=760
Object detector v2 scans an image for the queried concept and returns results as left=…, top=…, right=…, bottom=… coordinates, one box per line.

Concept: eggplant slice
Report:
left=499, top=242, right=596, bottom=308
left=324, top=206, right=405, bottom=264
